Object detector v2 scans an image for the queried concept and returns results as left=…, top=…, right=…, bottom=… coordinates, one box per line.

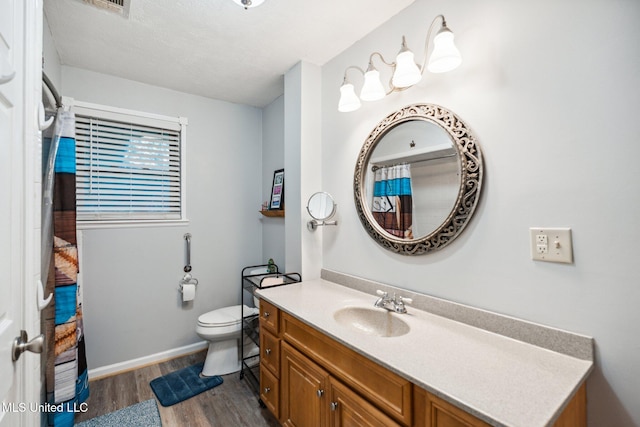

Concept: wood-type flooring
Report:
left=73, top=350, right=280, bottom=426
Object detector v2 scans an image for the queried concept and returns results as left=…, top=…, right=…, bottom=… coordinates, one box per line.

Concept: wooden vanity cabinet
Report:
left=259, top=302, right=586, bottom=427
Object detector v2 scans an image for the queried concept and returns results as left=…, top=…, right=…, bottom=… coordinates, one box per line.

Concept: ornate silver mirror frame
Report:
left=353, top=104, right=483, bottom=255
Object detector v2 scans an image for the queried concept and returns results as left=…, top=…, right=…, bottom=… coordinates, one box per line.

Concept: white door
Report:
left=1, top=1, right=41, bottom=426
left=0, top=0, right=24, bottom=424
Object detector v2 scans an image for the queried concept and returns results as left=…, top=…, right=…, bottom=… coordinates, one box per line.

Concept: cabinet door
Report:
left=414, top=387, right=490, bottom=427
left=281, top=342, right=329, bottom=427
left=329, top=377, right=402, bottom=427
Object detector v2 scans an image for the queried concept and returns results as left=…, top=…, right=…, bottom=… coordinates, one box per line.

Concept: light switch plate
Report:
left=530, top=228, right=573, bottom=263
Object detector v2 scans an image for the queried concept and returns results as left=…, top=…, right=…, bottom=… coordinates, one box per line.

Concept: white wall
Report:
left=42, top=16, right=61, bottom=91
left=60, top=67, right=264, bottom=369
left=320, top=0, right=640, bottom=425
left=284, top=62, right=323, bottom=278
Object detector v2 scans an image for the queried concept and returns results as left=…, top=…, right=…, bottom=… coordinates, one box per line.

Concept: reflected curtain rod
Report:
left=370, top=153, right=457, bottom=171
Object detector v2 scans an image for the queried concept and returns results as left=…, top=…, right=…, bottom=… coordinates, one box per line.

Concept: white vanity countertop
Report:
left=256, top=279, right=593, bottom=427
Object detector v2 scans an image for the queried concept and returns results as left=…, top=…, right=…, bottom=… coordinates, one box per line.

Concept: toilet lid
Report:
left=197, top=304, right=258, bottom=327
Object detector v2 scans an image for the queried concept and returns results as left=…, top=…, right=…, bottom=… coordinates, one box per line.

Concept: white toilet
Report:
left=196, top=303, right=259, bottom=377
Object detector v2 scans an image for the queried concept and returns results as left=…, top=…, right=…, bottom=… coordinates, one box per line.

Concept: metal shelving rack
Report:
left=240, top=264, right=301, bottom=398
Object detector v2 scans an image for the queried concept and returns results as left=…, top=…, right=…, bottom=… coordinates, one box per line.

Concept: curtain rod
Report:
left=42, top=72, right=62, bottom=109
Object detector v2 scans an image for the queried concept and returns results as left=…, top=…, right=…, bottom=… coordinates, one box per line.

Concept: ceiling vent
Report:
left=81, top=0, right=130, bottom=18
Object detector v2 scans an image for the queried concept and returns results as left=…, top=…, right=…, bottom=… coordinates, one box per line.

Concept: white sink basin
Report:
left=333, top=306, right=410, bottom=337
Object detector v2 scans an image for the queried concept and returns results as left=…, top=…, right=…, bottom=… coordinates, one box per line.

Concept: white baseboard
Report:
left=88, top=341, right=209, bottom=380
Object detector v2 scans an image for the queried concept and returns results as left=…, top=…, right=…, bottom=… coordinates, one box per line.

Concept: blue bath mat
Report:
left=150, top=362, right=223, bottom=407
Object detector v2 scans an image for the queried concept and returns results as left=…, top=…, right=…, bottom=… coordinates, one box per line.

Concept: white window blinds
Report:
left=73, top=107, right=185, bottom=222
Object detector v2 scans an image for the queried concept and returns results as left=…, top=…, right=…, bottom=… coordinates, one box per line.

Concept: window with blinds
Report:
left=71, top=101, right=187, bottom=223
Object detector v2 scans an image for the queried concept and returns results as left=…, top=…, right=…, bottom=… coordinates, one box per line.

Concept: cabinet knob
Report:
left=263, top=387, right=271, bottom=394
left=263, top=311, right=270, bottom=318
left=317, top=389, right=324, bottom=398
left=265, top=348, right=272, bottom=355
left=330, top=402, right=339, bottom=411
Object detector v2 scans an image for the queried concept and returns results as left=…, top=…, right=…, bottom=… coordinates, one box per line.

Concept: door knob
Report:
left=12, top=330, right=44, bottom=361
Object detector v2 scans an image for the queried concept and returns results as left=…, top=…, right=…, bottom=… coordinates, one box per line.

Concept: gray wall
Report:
left=60, top=66, right=264, bottom=369
left=261, top=95, right=286, bottom=269
left=319, top=0, right=640, bottom=425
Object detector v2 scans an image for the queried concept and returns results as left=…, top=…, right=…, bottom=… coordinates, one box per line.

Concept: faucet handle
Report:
left=399, top=296, right=412, bottom=305
left=374, top=290, right=388, bottom=308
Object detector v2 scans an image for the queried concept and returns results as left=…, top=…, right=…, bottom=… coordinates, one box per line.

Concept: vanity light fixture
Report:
left=232, top=0, right=265, bottom=9
left=338, top=14, right=462, bottom=113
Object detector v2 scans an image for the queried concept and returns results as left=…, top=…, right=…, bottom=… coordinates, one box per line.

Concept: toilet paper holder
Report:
left=178, top=273, right=199, bottom=292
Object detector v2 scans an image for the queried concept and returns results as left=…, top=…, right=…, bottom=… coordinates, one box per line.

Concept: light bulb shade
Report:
left=360, top=69, right=386, bottom=101
left=338, top=83, right=361, bottom=112
left=392, top=50, right=422, bottom=88
left=232, top=0, right=265, bottom=8
left=427, top=29, right=462, bottom=73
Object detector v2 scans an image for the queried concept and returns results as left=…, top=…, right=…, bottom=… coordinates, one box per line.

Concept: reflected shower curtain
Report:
left=372, top=164, right=414, bottom=239
left=43, top=111, right=89, bottom=427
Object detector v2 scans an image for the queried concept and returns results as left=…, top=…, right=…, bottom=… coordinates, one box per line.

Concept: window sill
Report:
left=77, top=219, right=190, bottom=230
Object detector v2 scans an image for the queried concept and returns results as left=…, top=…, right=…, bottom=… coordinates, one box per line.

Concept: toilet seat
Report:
left=197, top=304, right=258, bottom=328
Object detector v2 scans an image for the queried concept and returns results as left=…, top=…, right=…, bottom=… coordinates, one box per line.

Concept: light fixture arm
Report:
left=367, top=52, right=400, bottom=95
left=342, top=65, right=365, bottom=84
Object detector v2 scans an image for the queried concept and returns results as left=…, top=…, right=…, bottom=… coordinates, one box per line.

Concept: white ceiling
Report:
left=44, top=0, right=415, bottom=107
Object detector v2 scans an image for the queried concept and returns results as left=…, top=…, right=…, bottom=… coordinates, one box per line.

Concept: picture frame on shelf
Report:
left=269, top=169, right=284, bottom=210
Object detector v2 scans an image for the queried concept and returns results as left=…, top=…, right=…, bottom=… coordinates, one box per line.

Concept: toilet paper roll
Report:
left=182, top=283, right=196, bottom=302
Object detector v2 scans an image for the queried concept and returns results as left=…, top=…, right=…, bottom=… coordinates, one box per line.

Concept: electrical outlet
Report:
left=530, top=228, right=573, bottom=263
left=535, top=234, right=548, bottom=254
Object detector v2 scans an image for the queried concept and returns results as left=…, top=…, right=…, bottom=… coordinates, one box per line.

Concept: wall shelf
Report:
left=260, top=210, right=284, bottom=217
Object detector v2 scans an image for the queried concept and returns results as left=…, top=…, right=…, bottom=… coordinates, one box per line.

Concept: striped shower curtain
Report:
left=372, top=164, right=414, bottom=239
left=43, top=111, right=89, bottom=426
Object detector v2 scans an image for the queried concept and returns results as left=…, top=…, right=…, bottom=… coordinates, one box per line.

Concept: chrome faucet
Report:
left=374, top=290, right=412, bottom=314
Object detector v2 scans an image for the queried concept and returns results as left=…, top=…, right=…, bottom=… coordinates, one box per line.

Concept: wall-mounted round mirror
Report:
left=353, top=104, right=483, bottom=255
left=307, top=192, right=338, bottom=231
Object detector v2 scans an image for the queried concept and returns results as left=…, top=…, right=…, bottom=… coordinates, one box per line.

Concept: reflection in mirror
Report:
left=354, top=104, right=483, bottom=255
left=365, top=120, right=461, bottom=239
left=307, top=192, right=338, bottom=231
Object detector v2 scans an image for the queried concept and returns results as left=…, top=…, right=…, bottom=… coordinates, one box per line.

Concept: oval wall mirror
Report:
left=353, top=104, right=483, bottom=255
left=307, top=192, right=338, bottom=231
left=307, top=191, right=337, bottom=221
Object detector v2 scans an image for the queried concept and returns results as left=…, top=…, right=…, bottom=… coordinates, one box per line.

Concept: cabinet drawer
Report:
left=260, top=328, right=280, bottom=377
left=260, top=365, right=279, bottom=419
left=282, top=312, right=412, bottom=426
left=259, top=299, right=279, bottom=335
